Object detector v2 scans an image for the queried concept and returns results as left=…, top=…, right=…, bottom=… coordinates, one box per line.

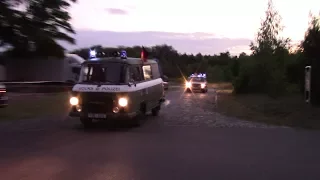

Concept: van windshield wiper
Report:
left=128, top=82, right=136, bottom=87
left=81, top=80, right=114, bottom=84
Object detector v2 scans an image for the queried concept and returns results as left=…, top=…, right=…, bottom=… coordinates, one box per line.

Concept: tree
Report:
left=302, top=13, right=320, bottom=62
left=301, top=13, right=320, bottom=105
left=233, top=0, right=290, bottom=96
left=250, top=0, right=290, bottom=56
left=0, top=1, right=23, bottom=48
left=0, top=0, right=77, bottom=58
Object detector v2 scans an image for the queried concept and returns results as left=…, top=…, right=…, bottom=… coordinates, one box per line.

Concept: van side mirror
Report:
left=161, top=75, right=168, bottom=81
left=128, top=81, right=136, bottom=87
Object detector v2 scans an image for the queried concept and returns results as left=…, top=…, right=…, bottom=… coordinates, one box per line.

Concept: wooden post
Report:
left=305, top=66, right=311, bottom=103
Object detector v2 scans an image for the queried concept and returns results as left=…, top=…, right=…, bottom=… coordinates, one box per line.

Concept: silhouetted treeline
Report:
left=70, top=0, right=320, bottom=106
left=71, top=45, right=238, bottom=81
left=2, top=0, right=320, bottom=105
left=70, top=44, right=305, bottom=94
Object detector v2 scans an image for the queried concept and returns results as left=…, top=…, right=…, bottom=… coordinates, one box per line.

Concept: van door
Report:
left=129, top=65, right=144, bottom=112
left=151, top=63, right=162, bottom=99
left=142, top=65, right=153, bottom=111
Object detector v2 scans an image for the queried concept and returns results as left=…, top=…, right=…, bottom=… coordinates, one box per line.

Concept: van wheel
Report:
left=140, top=102, right=147, bottom=115
left=151, top=106, right=160, bottom=116
left=80, top=118, right=93, bottom=128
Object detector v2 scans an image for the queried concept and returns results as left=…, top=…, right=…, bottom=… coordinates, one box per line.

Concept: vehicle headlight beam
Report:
left=70, top=97, right=79, bottom=106
left=118, top=97, right=128, bottom=107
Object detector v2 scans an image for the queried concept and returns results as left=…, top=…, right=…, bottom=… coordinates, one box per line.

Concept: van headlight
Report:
left=186, top=82, right=191, bottom=88
left=201, top=83, right=205, bottom=88
left=118, top=97, right=128, bottom=107
left=69, top=97, right=79, bottom=106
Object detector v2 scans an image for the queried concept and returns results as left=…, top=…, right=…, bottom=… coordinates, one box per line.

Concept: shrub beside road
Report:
left=210, top=83, right=320, bottom=129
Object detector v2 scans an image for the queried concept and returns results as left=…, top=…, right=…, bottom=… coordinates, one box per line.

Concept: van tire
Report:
left=140, top=102, right=147, bottom=115
left=151, top=106, right=160, bottom=116
left=80, top=118, right=93, bottom=128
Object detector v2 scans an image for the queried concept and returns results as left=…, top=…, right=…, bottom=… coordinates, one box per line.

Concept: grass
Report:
left=210, top=83, right=320, bottom=129
left=0, top=92, right=70, bottom=121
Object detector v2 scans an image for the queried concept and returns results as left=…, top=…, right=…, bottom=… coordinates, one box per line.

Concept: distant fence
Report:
left=2, top=81, right=74, bottom=93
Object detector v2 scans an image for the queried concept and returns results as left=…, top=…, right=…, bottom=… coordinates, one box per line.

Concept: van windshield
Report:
left=188, top=77, right=206, bottom=82
left=78, top=63, right=126, bottom=84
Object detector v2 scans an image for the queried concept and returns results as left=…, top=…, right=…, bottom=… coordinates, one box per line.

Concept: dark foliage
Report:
left=0, top=0, right=77, bottom=58
left=2, top=0, right=320, bottom=105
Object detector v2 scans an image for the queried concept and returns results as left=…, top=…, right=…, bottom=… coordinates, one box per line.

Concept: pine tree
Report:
left=302, top=13, right=320, bottom=105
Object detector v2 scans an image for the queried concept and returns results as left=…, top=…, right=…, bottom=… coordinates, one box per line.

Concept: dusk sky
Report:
left=65, top=0, right=320, bottom=55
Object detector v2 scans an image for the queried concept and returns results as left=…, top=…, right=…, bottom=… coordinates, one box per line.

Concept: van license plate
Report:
left=0, top=96, right=8, bottom=100
left=88, top=113, right=106, bottom=119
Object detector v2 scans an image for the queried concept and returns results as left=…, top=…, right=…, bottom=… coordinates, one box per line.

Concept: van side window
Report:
left=151, top=64, right=160, bottom=79
left=136, top=66, right=144, bottom=81
left=129, top=65, right=143, bottom=82
left=142, top=65, right=152, bottom=80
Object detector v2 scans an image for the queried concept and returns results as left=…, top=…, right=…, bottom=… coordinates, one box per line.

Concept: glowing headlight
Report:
left=186, top=82, right=191, bottom=88
left=201, top=83, right=205, bottom=88
left=69, top=97, right=79, bottom=106
left=118, top=97, right=128, bottom=107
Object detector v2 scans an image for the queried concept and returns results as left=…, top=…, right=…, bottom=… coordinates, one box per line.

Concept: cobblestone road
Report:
left=160, top=88, right=284, bottom=128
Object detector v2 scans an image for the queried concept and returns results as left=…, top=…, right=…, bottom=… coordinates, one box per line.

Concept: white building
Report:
left=0, top=64, right=5, bottom=81
left=1, top=53, right=85, bottom=82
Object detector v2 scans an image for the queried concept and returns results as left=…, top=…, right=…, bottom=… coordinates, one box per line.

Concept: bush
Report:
left=207, top=65, right=228, bottom=82
left=233, top=55, right=289, bottom=97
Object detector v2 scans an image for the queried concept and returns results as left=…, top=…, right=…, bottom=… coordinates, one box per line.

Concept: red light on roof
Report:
left=141, top=46, right=148, bottom=62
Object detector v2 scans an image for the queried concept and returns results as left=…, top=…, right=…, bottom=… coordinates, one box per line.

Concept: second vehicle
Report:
left=185, top=73, right=208, bottom=93
left=0, top=83, right=8, bottom=108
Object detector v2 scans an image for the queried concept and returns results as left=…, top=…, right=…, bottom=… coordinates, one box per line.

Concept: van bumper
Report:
left=0, top=96, right=8, bottom=108
left=69, top=111, right=137, bottom=119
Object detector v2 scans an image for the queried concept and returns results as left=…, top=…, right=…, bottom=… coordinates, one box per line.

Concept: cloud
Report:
left=227, top=45, right=252, bottom=55
left=60, top=30, right=252, bottom=55
left=105, top=8, right=128, bottom=15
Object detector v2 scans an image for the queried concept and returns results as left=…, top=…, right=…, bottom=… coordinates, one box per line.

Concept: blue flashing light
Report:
left=89, top=50, right=96, bottom=58
left=120, top=50, right=127, bottom=59
left=189, top=73, right=206, bottom=78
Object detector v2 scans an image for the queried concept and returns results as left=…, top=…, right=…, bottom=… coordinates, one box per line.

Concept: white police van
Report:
left=69, top=48, right=165, bottom=127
